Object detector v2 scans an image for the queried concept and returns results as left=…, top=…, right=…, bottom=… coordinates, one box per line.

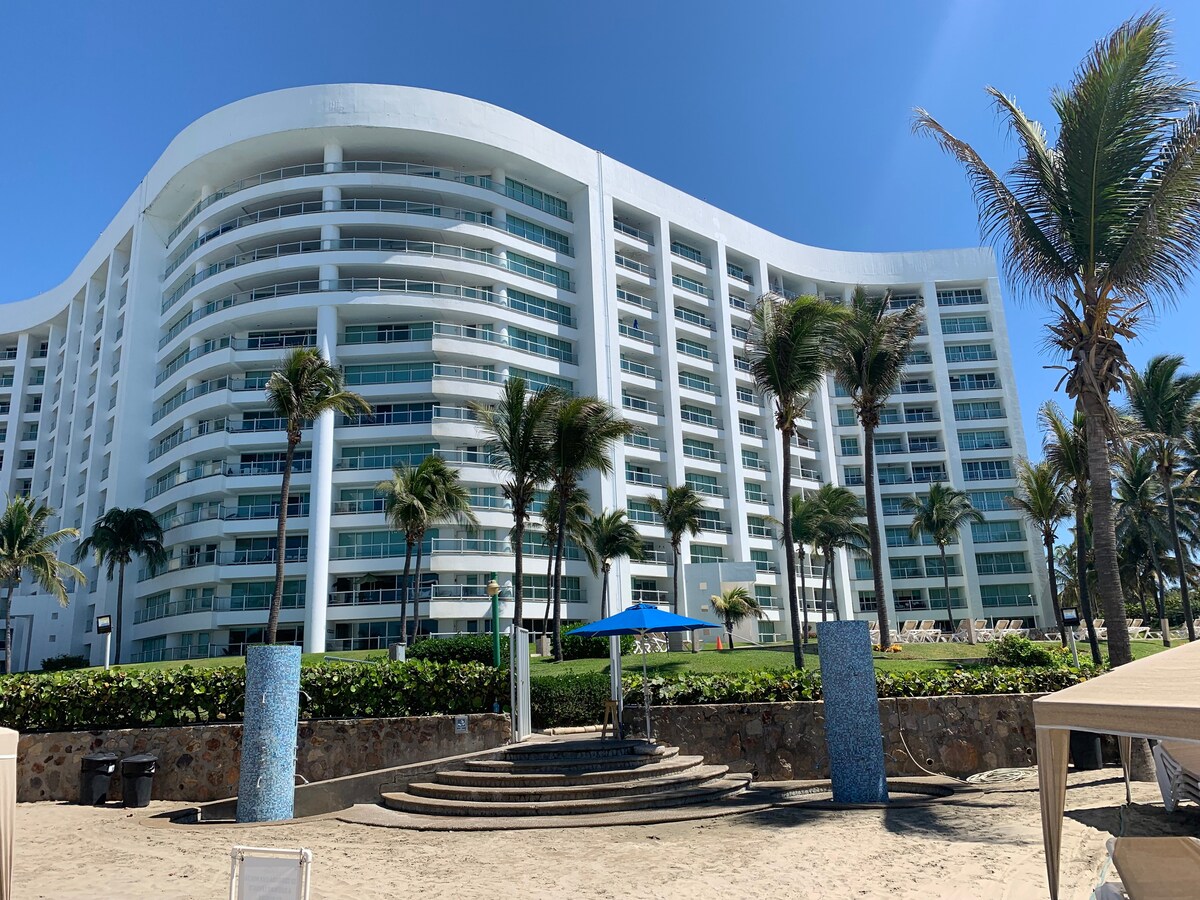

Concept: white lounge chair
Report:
left=1153, top=742, right=1200, bottom=813
left=896, top=621, right=919, bottom=643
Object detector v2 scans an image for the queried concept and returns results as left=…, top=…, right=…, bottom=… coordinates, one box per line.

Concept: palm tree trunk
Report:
left=940, top=543, right=954, bottom=637
left=266, top=435, right=297, bottom=645
left=863, top=422, right=891, bottom=648
left=780, top=423, right=804, bottom=668
left=3, top=580, right=14, bottom=675
left=1076, top=503, right=1103, bottom=665
left=399, top=540, right=414, bottom=645
left=114, top=561, right=126, bottom=667
left=1161, top=470, right=1195, bottom=641
left=1044, top=533, right=1066, bottom=647
left=1152, top=546, right=1171, bottom=649
left=1080, top=394, right=1131, bottom=666
left=512, top=514, right=526, bottom=631
left=798, top=550, right=810, bottom=650
left=551, top=490, right=568, bottom=662
left=541, top=542, right=554, bottom=641
left=411, top=535, right=425, bottom=643
left=831, top=563, right=841, bottom=621
left=819, top=554, right=830, bottom=624
left=601, top=562, right=610, bottom=618
left=725, top=614, right=735, bottom=650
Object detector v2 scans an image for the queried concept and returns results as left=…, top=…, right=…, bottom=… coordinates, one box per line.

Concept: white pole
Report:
left=641, top=629, right=651, bottom=743
left=104, top=632, right=111, bottom=671
left=1067, top=627, right=1079, bottom=668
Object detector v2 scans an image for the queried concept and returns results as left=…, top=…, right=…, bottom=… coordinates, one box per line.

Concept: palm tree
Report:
left=1008, top=460, right=1073, bottom=645
left=470, top=378, right=558, bottom=630
left=711, top=586, right=763, bottom=650
left=747, top=292, right=845, bottom=667
left=789, top=491, right=823, bottom=650
left=264, top=347, right=370, bottom=645
left=546, top=396, right=631, bottom=661
left=827, top=286, right=924, bottom=648
left=382, top=455, right=476, bottom=642
left=902, top=483, right=983, bottom=639
left=377, top=460, right=431, bottom=644
left=538, top=487, right=594, bottom=643
left=0, top=497, right=84, bottom=674
left=587, top=509, right=645, bottom=617
left=648, top=484, right=704, bottom=651
left=809, top=484, right=869, bottom=623
left=1125, top=355, right=1200, bottom=641
left=76, top=507, right=167, bottom=665
left=1113, top=445, right=1175, bottom=646
left=1042, top=403, right=1103, bottom=664
left=914, top=12, right=1200, bottom=667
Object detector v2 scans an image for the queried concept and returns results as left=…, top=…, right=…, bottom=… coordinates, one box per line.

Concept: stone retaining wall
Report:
left=641, top=693, right=1038, bottom=780
left=17, top=713, right=510, bottom=803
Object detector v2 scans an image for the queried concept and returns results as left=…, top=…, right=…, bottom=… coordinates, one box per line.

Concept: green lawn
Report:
left=61, top=639, right=1170, bottom=677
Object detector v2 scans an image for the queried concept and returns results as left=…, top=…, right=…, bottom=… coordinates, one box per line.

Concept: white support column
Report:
left=304, top=304, right=338, bottom=653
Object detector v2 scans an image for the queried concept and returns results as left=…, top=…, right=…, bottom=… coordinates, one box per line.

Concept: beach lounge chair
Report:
left=1093, top=618, right=1107, bottom=640
left=950, top=619, right=973, bottom=642
left=897, top=621, right=919, bottom=643
left=1007, top=618, right=1026, bottom=637
left=1128, top=618, right=1150, bottom=639
left=913, top=619, right=937, bottom=642
left=1153, top=742, right=1200, bottom=813
left=987, top=619, right=1010, bottom=641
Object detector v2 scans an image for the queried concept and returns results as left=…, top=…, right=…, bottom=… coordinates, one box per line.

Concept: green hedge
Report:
left=408, top=634, right=510, bottom=666
left=0, top=660, right=1098, bottom=734
left=559, top=626, right=635, bottom=660
left=0, top=660, right=504, bottom=733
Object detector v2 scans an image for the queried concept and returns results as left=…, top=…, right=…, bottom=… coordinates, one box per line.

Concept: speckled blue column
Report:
left=817, top=620, right=889, bottom=804
left=236, top=645, right=301, bottom=822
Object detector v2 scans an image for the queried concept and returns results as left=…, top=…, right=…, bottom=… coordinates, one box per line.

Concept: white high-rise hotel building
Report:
left=0, top=85, right=1049, bottom=668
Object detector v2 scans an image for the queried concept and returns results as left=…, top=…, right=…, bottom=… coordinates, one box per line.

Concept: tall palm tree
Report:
left=586, top=509, right=645, bottom=617
left=827, top=286, right=924, bottom=648
left=914, top=12, right=1200, bottom=666
left=747, top=292, right=845, bottom=666
left=1042, top=402, right=1103, bottom=664
left=809, top=484, right=869, bottom=623
left=902, top=483, right=984, bottom=639
left=401, top=456, right=477, bottom=641
left=0, top=497, right=84, bottom=674
left=1125, top=355, right=1200, bottom=641
left=546, top=396, right=631, bottom=661
left=789, top=491, right=823, bottom=650
left=711, top=586, right=763, bottom=650
left=538, top=486, right=594, bottom=643
left=264, top=347, right=370, bottom=645
left=378, top=459, right=433, bottom=644
left=76, top=507, right=167, bottom=665
left=1008, top=460, right=1073, bottom=645
left=1113, top=445, right=1175, bottom=646
left=470, top=377, right=558, bottom=630
left=648, top=484, right=704, bottom=651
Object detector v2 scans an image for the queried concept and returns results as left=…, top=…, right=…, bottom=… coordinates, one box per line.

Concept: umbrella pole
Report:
left=641, top=629, right=651, bottom=743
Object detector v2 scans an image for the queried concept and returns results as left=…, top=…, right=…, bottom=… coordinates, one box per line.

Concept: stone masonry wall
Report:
left=643, top=694, right=1039, bottom=781
left=17, top=713, right=510, bottom=803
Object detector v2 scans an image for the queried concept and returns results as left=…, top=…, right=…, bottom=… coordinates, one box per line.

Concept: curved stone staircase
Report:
left=381, top=738, right=751, bottom=817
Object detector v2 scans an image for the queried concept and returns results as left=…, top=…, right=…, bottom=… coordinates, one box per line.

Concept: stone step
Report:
left=381, top=774, right=751, bottom=817
left=500, top=739, right=662, bottom=762
left=409, top=765, right=731, bottom=803
left=436, top=754, right=706, bottom=788
left=464, top=745, right=679, bottom=774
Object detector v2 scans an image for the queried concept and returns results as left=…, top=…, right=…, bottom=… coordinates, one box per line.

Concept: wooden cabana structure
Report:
left=1034, top=640, right=1200, bottom=899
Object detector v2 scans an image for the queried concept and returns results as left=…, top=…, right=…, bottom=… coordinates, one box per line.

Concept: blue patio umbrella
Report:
left=568, top=603, right=717, bottom=742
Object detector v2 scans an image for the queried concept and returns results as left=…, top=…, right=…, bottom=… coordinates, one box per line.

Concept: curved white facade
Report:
left=0, top=84, right=1048, bottom=668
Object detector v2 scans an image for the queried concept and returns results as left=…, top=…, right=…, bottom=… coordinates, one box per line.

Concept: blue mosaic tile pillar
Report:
left=817, top=620, right=889, bottom=804
left=236, top=645, right=301, bottom=822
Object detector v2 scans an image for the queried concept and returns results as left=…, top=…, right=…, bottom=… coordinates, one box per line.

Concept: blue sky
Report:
left=3, top=0, right=1199, bottom=454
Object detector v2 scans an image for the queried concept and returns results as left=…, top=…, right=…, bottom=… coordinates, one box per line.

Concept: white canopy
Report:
left=1033, top=640, right=1200, bottom=899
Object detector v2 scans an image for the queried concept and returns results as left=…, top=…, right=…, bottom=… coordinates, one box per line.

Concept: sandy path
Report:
left=14, top=774, right=1199, bottom=899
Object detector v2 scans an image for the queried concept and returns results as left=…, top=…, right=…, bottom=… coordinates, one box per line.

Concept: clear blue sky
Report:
left=3, top=0, right=1199, bottom=455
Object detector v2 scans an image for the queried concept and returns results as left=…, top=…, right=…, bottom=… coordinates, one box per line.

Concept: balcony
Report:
left=620, top=358, right=661, bottom=380
left=622, top=396, right=661, bottom=416
left=615, top=254, right=655, bottom=277
left=626, top=470, right=666, bottom=488
left=672, top=275, right=712, bottom=299
left=616, top=288, right=656, bottom=312
left=624, top=432, right=664, bottom=452
left=618, top=323, right=658, bottom=346
left=674, top=307, right=713, bottom=330
left=613, top=219, right=654, bottom=244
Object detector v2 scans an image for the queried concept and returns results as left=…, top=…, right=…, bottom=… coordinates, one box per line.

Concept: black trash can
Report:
left=120, top=754, right=158, bottom=808
left=1069, top=730, right=1104, bottom=771
left=78, top=752, right=119, bottom=805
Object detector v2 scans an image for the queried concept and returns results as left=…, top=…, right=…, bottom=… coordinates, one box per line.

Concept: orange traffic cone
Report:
left=716, top=636, right=724, bottom=651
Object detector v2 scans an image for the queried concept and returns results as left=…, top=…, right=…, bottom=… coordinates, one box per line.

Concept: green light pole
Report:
left=487, top=573, right=501, bottom=668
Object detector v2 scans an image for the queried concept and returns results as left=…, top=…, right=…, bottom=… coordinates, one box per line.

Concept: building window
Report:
left=890, top=557, right=922, bottom=579
left=505, top=178, right=569, bottom=220
left=954, top=400, right=1004, bottom=421
left=912, top=464, right=948, bottom=484
left=976, top=551, right=1031, bottom=575
left=508, top=289, right=575, bottom=327
left=963, top=459, right=1014, bottom=481
left=945, top=343, right=996, bottom=363
left=971, top=520, right=1024, bottom=543
left=843, top=466, right=864, bottom=486
left=936, top=288, right=985, bottom=306
left=736, top=386, right=755, bottom=404
left=509, top=367, right=574, bottom=394
left=958, top=430, right=1010, bottom=451
left=670, top=240, right=706, bottom=264
left=928, top=586, right=966, bottom=608
left=949, top=372, right=1000, bottom=391
left=676, top=337, right=711, bottom=360
left=967, top=489, right=1015, bottom=511
left=680, top=404, right=716, bottom=427
left=941, top=315, right=990, bottom=334
left=506, top=215, right=571, bottom=254
left=856, top=590, right=878, bottom=612
left=690, top=544, right=725, bottom=564
left=980, top=584, right=1035, bottom=608
left=509, top=327, right=575, bottom=363
left=840, top=436, right=861, bottom=456
left=925, top=555, right=961, bottom=577
left=837, top=408, right=857, bottom=426
left=854, top=556, right=874, bottom=580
